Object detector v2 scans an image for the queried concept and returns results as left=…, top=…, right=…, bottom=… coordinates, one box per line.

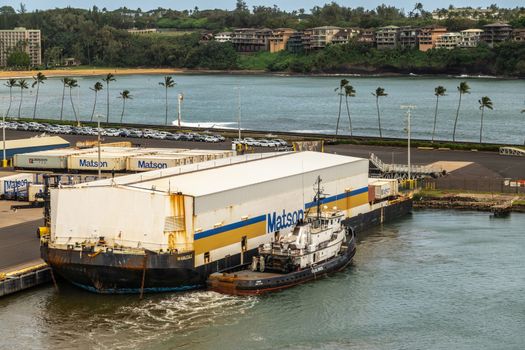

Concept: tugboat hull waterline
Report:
left=40, top=152, right=412, bottom=293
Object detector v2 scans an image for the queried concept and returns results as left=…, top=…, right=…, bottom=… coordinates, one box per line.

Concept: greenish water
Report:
left=1, top=210, right=524, bottom=350
left=1, top=75, right=523, bottom=144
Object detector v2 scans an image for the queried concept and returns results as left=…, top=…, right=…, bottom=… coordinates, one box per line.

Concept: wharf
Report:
left=0, top=201, right=49, bottom=297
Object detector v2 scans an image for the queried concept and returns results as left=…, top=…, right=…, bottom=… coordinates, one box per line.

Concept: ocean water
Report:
left=1, top=210, right=524, bottom=350
left=0, top=74, right=523, bottom=144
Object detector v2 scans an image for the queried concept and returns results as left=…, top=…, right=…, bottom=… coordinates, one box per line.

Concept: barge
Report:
left=40, top=151, right=412, bottom=294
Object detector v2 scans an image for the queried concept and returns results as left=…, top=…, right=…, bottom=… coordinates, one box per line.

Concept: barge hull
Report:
left=42, top=198, right=412, bottom=293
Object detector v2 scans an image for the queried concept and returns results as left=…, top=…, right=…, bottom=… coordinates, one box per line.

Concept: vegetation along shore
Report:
left=0, top=3, right=524, bottom=76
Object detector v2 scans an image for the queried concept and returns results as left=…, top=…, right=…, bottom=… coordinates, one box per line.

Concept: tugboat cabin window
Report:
left=292, top=227, right=301, bottom=236
left=204, top=252, right=210, bottom=264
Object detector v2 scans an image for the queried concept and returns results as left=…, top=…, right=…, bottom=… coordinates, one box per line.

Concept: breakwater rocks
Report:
left=414, top=193, right=525, bottom=213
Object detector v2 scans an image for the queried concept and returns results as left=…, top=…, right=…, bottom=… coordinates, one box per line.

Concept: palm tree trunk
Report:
left=165, top=88, right=168, bottom=125
left=60, top=85, right=66, bottom=121
left=120, top=100, right=125, bottom=124
left=336, top=94, right=342, bottom=135
left=453, top=93, right=462, bottom=142
left=345, top=95, right=352, bottom=136
left=479, top=107, right=484, bottom=144
left=69, top=88, right=78, bottom=122
left=376, top=97, right=382, bottom=138
left=90, top=92, right=97, bottom=122
left=106, top=83, right=110, bottom=124
left=432, top=95, right=439, bottom=143
left=6, top=88, right=12, bottom=118
left=18, top=88, right=23, bottom=118
left=33, top=83, right=39, bottom=120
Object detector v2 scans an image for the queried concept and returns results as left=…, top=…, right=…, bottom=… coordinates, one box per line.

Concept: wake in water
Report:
left=46, top=291, right=257, bottom=350
left=171, top=121, right=239, bottom=130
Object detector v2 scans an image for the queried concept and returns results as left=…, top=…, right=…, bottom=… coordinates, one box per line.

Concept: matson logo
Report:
left=267, top=208, right=304, bottom=233
left=4, top=179, right=29, bottom=192
left=79, top=159, right=108, bottom=167
left=137, top=160, right=168, bottom=169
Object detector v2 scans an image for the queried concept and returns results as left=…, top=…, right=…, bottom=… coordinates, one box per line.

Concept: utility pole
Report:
left=96, top=114, right=102, bottom=179
left=401, top=105, right=416, bottom=180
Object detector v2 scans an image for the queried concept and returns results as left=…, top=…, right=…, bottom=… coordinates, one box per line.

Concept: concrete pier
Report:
left=0, top=201, right=49, bottom=297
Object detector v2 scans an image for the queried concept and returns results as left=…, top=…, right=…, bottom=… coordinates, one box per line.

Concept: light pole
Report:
left=401, top=105, right=416, bottom=180
left=96, top=114, right=102, bottom=178
left=237, top=86, right=241, bottom=141
left=177, top=93, right=183, bottom=128
left=2, top=111, right=6, bottom=168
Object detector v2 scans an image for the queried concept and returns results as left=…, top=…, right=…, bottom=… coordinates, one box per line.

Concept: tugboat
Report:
left=207, top=176, right=357, bottom=295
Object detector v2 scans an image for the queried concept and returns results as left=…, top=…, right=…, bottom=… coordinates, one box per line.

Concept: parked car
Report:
left=204, top=136, right=220, bottom=143
left=273, top=139, right=288, bottom=147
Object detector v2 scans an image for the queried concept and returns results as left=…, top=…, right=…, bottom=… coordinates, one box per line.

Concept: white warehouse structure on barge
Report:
left=41, top=151, right=412, bottom=293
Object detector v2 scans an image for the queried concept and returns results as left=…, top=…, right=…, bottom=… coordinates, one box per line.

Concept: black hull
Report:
left=208, top=246, right=357, bottom=295
left=41, top=198, right=413, bottom=294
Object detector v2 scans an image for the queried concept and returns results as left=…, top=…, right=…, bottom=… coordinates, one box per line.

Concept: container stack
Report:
left=13, top=147, right=236, bottom=173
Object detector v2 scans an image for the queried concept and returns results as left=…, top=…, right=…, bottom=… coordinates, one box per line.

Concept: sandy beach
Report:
left=0, top=67, right=183, bottom=79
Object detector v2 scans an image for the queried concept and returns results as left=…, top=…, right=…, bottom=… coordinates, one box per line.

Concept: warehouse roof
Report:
left=5, top=136, right=69, bottom=150
left=74, top=152, right=285, bottom=188
left=130, top=151, right=365, bottom=197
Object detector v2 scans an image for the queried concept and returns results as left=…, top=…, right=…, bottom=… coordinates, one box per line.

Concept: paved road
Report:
left=0, top=219, right=42, bottom=272
left=5, top=129, right=524, bottom=179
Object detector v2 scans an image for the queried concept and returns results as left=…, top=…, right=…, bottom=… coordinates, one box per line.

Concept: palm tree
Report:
left=119, top=90, right=132, bottom=124
left=159, top=76, right=176, bottom=125
left=90, top=82, right=103, bottom=122
left=478, top=96, right=493, bottom=144
left=60, top=77, right=70, bottom=121
left=372, top=87, right=388, bottom=138
left=335, top=78, right=349, bottom=135
left=66, top=78, right=79, bottom=122
left=31, top=72, right=47, bottom=120
left=452, top=81, right=470, bottom=142
left=103, top=73, right=116, bottom=123
left=16, top=79, right=29, bottom=118
left=344, top=84, right=356, bottom=136
left=3, top=79, right=17, bottom=118
left=432, top=86, right=446, bottom=143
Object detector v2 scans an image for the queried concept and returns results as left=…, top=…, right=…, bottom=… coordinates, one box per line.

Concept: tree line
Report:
left=3, top=73, right=179, bottom=125
left=0, top=3, right=524, bottom=74
left=333, top=79, right=508, bottom=144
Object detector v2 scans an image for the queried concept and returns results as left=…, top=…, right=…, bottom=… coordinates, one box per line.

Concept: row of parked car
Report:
left=1, top=121, right=227, bottom=143
left=232, top=137, right=289, bottom=148
left=2, top=121, right=291, bottom=148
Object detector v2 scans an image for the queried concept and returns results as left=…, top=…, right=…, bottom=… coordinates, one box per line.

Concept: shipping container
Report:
left=0, top=173, right=34, bottom=199
left=14, top=148, right=93, bottom=170
left=368, top=178, right=399, bottom=200
left=127, top=154, right=191, bottom=172
left=51, top=152, right=370, bottom=267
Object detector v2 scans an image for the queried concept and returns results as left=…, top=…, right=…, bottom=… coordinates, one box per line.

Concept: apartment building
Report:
left=331, top=28, right=360, bottom=45
left=481, top=23, right=513, bottom=46
left=512, top=28, right=525, bottom=43
left=418, top=26, right=447, bottom=51
left=127, top=28, right=159, bottom=35
left=309, top=26, right=342, bottom=49
left=357, top=29, right=376, bottom=44
left=215, top=32, right=233, bottom=43
left=231, top=28, right=272, bottom=52
left=268, top=28, right=295, bottom=53
left=398, top=26, right=420, bottom=49
left=459, top=29, right=483, bottom=48
left=376, top=25, right=400, bottom=50
left=0, top=27, right=41, bottom=66
left=435, top=32, right=462, bottom=49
